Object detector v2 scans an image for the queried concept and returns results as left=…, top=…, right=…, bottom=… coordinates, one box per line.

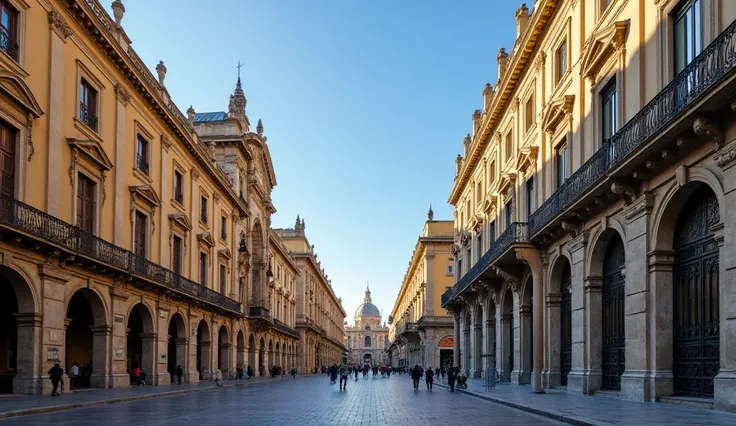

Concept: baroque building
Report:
left=442, top=0, right=736, bottom=412
left=345, top=286, right=389, bottom=366
left=0, top=0, right=305, bottom=395
left=387, top=207, right=454, bottom=369
left=274, top=218, right=347, bottom=372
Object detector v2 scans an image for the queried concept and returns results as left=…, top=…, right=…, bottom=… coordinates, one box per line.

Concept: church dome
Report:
left=355, top=287, right=381, bottom=319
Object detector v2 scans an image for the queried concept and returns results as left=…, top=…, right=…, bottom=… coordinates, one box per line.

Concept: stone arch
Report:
left=236, top=330, right=245, bottom=368
left=548, top=253, right=573, bottom=387
left=500, top=285, right=515, bottom=382
left=472, top=301, right=483, bottom=378
left=217, top=324, right=231, bottom=376
left=267, top=338, right=274, bottom=371
left=586, top=226, right=626, bottom=278
left=127, top=303, right=155, bottom=384
left=196, top=320, right=211, bottom=379
left=248, top=333, right=256, bottom=370
left=65, top=287, right=109, bottom=389
left=0, top=265, right=38, bottom=394
left=519, top=272, right=534, bottom=384
left=547, top=251, right=573, bottom=292
left=462, top=307, right=471, bottom=374
left=259, top=337, right=266, bottom=375
left=167, top=312, right=187, bottom=383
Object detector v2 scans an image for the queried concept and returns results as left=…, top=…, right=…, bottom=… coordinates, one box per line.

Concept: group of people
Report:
left=46, top=360, right=95, bottom=396
left=409, top=365, right=464, bottom=392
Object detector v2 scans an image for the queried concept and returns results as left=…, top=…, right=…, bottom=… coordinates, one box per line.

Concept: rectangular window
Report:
left=200, top=195, right=208, bottom=224
left=526, top=177, right=535, bottom=220
left=476, top=233, right=483, bottom=257
left=489, top=220, right=496, bottom=245
left=134, top=211, right=147, bottom=258
left=221, top=215, right=227, bottom=240
left=0, top=121, right=16, bottom=197
left=76, top=174, right=96, bottom=234
left=476, top=181, right=482, bottom=204
left=199, top=252, right=208, bottom=286
left=601, top=79, right=617, bottom=145
left=489, top=160, right=496, bottom=185
left=525, top=95, right=535, bottom=132
left=457, top=259, right=462, bottom=277
left=135, top=134, right=149, bottom=175
left=172, top=235, right=183, bottom=275
left=173, top=170, right=184, bottom=204
left=0, top=1, right=18, bottom=61
left=505, top=199, right=513, bottom=227
left=556, top=40, right=567, bottom=85
left=447, top=262, right=453, bottom=275
left=219, top=264, right=227, bottom=295
left=505, top=131, right=513, bottom=162
left=79, top=79, right=98, bottom=132
left=556, top=142, right=568, bottom=188
left=673, top=0, right=702, bottom=75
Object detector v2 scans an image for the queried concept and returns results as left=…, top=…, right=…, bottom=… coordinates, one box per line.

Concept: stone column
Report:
left=620, top=194, right=654, bottom=401
left=517, top=303, right=532, bottom=385
left=39, top=265, right=69, bottom=395
left=13, top=313, right=43, bottom=394
left=159, top=141, right=170, bottom=264
left=187, top=319, right=200, bottom=383
left=712, top=144, right=736, bottom=411
left=139, top=332, right=157, bottom=385
left=45, top=9, right=72, bottom=216
left=473, top=321, right=483, bottom=378
left=199, top=339, right=211, bottom=380
left=452, top=312, right=461, bottom=367
left=425, top=249, right=435, bottom=316
left=511, top=291, right=523, bottom=384
left=583, top=276, right=603, bottom=394
left=647, top=250, right=675, bottom=400
left=499, top=313, right=512, bottom=381
left=485, top=307, right=497, bottom=376
left=89, top=325, right=112, bottom=388
left=567, top=233, right=590, bottom=393
left=543, top=291, right=562, bottom=388
left=110, top=288, right=130, bottom=388
left=516, top=247, right=545, bottom=393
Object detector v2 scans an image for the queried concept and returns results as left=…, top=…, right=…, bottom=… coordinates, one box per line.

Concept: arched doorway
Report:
left=560, top=262, right=572, bottom=386
left=602, top=234, right=625, bottom=391
left=673, top=186, right=720, bottom=397
left=501, top=288, right=514, bottom=382
left=66, top=288, right=107, bottom=389
left=259, top=337, right=266, bottom=375
left=0, top=267, right=35, bottom=394
left=167, top=313, right=186, bottom=383
left=217, top=326, right=230, bottom=377
left=473, top=305, right=483, bottom=378
left=521, top=276, right=533, bottom=385
left=268, top=339, right=274, bottom=371
left=236, top=331, right=245, bottom=369
left=127, top=303, right=154, bottom=385
left=196, top=320, right=211, bottom=380
left=248, top=334, right=256, bottom=370
left=462, top=310, right=471, bottom=374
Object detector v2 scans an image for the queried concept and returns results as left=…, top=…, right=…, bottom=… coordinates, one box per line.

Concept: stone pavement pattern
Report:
left=0, top=375, right=560, bottom=426
left=439, top=378, right=736, bottom=426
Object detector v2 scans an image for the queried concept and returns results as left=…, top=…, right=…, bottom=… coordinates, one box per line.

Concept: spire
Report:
left=256, top=118, right=263, bottom=136
left=427, top=204, right=434, bottom=221
left=229, top=76, right=247, bottom=119
left=364, top=284, right=372, bottom=303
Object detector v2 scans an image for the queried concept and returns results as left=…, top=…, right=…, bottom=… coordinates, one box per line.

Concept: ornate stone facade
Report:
left=345, top=287, right=389, bottom=366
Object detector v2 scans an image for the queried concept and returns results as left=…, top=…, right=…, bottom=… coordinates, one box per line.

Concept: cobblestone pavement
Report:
left=0, top=374, right=561, bottom=426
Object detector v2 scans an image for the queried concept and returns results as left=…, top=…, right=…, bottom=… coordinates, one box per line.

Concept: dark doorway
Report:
left=66, top=291, right=95, bottom=388
left=439, top=349, right=453, bottom=368
left=601, top=234, right=625, bottom=391
left=673, top=186, right=720, bottom=397
left=127, top=307, right=144, bottom=384
left=560, top=263, right=572, bottom=386
left=0, top=275, right=18, bottom=393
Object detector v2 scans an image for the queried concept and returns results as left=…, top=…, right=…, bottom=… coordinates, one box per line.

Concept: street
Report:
left=0, top=375, right=561, bottom=425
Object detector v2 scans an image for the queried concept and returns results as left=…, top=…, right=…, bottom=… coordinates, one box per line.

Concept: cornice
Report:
left=449, top=0, right=561, bottom=205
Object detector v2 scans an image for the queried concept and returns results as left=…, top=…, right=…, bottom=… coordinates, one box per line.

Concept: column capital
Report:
left=714, top=142, right=736, bottom=170
left=567, top=231, right=589, bottom=252
left=647, top=250, right=675, bottom=272
left=514, top=246, right=543, bottom=274
left=623, top=193, right=655, bottom=223
left=90, top=325, right=112, bottom=335
left=545, top=293, right=562, bottom=307
left=14, top=312, right=43, bottom=327
left=48, top=8, right=74, bottom=41
left=584, top=276, right=603, bottom=293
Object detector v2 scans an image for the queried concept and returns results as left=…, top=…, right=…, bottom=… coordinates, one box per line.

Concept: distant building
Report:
left=345, top=287, right=389, bottom=366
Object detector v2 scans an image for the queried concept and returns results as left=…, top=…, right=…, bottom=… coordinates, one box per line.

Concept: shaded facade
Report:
left=442, top=0, right=736, bottom=412
left=388, top=208, right=455, bottom=369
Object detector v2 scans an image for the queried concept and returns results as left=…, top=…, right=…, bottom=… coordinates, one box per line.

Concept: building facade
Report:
left=0, top=0, right=314, bottom=395
left=442, top=0, right=736, bottom=412
left=388, top=208, right=455, bottom=369
left=345, top=287, right=389, bottom=366
left=274, top=219, right=347, bottom=372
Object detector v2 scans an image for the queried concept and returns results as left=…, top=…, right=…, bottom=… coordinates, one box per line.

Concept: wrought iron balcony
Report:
left=135, top=155, right=149, bottom=175
left=416, top=315, right=454, bottom=328
left=528, top=19, right=736, bottom=238
left=441, top=222, right=527, bottom=307
left=248, top=306, right=272, bottom=321
left=0, top=195, right=241, bottom=313
left=79, top=102, right=98, bottom=132
left=273, top=319, right=300, bottom=339
left=0, top=30, right=18, bottom=61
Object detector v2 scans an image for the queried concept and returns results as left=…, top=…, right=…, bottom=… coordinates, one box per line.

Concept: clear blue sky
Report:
left=110, top=0, right=520, bottom=323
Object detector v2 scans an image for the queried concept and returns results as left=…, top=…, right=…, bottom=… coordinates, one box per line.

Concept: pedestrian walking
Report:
left=291, top=368, right=297, bottom=378
left=411, top=364, right=422, bottom=391
left=214, top=368, right=223, bottom=386
left=425, top=366, right=434, bottom=392
left=176, top=365, right=183, bottom=384
left=70, top=361, right=80, bottom=389
left=48, top=363, right=63, bottom=396
left=338, top=364, right=349, bottom=391
left=247, top=365, right=254, bottom=380
left=447, top=366, right=456, bottom=392
left=440, top=366, right=446, bottom=383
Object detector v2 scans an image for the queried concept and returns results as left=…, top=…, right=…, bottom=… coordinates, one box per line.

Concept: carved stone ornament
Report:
left=567, top=231, right=588, bottom=252
left=693, top=116, right=725, bottom=150
left=623, top=193, right=655, bottom=222
left=714, top=144, right=736, bottom=169
left=115, top=84, right=131, bottom=106
left=561, top=220, right=580, bottom=238
left=48, top=8, right=74, bottom=40
left=610, top=181, right=636, bottom=205
left=494, top=266, right=519, bottom=292
left=26, top=113, right=34, bottom=162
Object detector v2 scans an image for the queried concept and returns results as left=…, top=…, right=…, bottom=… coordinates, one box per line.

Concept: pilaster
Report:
left=113, top=84, right=130, bottom=245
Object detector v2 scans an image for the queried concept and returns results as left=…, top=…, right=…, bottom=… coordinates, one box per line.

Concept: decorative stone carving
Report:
left=561, top=220, right=580, bottom=238
left=427, top=204, right=434, bottom=220
left=161, top=136, right=171, bottom=152
left=623, top=193, right=655, bottom=222
left=115, top=84, right=131, bottom=106
left=26, top=113, right=34, bottom=162
left=155, top=61, right=167, bottom=87
left=693, top=116, right=724, bottom=149
left=533, top=52, right=546, bottom=72
left=567, top=231, right=588, bottom=252
left=48, top=8, right=73, bottom=40
left=191, top=170, right=200, bottom=181
left=610, top=181, right=636, bottom=205
left=714, top=144, right=736, bottom=169
left=111, top=0, right=125, bottom=26
left=256, top=119, right=264, bottom=136
left=494, top=267, right=519, bottom=293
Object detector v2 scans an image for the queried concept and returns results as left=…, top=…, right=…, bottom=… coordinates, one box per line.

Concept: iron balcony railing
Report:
left=0, top=30, right=18, bottom=61
left=442, top=222, right=528, bottom=306
left=416, top=315, right=453, bottom=327
left=79, top=102, right=98, bottom=132
left=528, top=19, right=736, bottom=237
left=273, top=319, right=300, bottom=339
left=248, top=306, right=272, bottom=320
left=0, top=195, right=241, bottom=313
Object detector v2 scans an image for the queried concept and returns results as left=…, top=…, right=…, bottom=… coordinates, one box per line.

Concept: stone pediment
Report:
left=0, top=71, right=43, bottom=117
left=542, top=95, right=575, bottom=134
left=499, top=171, right=517, bottom=193
left=580, top=20, right=628, bottom=82
left=129, top=184, right=160, bottom=207
left=218, top=247, right=232, bottom=260
left=197, top=231, right=215, bottom=247
left=517, top=145, right=539, bottom=173
left=67, top=138, right=113, bottom=171
left=483, top=193, right=498, bottom=214
left=168, top=212, right=192, bottom=231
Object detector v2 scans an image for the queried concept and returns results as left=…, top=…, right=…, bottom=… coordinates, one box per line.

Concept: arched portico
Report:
left=500, top=286, right=514, bottom=382
left=126, top=303, right=155, bottom=385
left=473, top=303, right=483, bottom=378
left=168, top=313, right=187, bottom=384
left=217, top=325, right=231, bottom=377
left=66, top=288, right=110, bottom=389
left=248, top=334, right=256, bottom=370
left=236, top=330, right=245, bottom=369
left=545, top=254, right=572, bottom=388
left=196, top=320, right=211, bottom=380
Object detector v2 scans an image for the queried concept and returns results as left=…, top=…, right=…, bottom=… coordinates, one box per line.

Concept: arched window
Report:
left=365, top=325, right=370, bottom=331
left=364, top=336, right=371, bottom=347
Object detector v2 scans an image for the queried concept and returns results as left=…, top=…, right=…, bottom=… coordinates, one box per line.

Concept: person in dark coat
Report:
left=411, top=364, right=422, bottom=391
left=48, top=363, right=64, bottom=396
left=425, top=366, right=434, bottom=392
left=447, top=366, right=456, bottom=392
left=175, top=365, right=183, bottom=384
left=247, top=365, right=254, bottom=380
